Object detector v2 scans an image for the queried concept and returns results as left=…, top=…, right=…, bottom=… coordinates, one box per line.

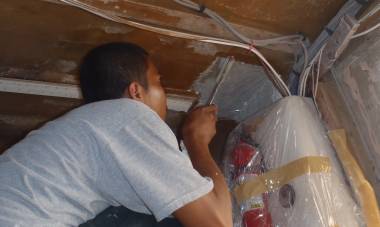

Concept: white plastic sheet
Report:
left=192, top=57, right=281, bottom=122
left=224, top=96, right=363, bottom=227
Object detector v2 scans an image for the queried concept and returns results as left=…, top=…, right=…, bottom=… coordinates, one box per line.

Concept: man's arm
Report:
left=174, top=105, right=233, bottom=227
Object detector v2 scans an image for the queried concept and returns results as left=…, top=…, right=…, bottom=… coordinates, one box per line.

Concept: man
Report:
left=0, top=42, right=232, bottom=227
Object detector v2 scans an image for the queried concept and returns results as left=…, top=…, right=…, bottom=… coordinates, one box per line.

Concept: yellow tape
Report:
left=329, top=129, right=380, bottom=227
left=233, top=156, right=332, bottom=204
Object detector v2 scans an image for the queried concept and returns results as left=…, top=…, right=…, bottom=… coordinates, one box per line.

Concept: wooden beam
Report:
left=0, top=77, right=196, bottom=112
left=317, top=74, right=380, bottom=203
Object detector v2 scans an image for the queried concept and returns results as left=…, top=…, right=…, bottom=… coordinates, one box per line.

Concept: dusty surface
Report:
left=331, top=23, right=380, bottom=201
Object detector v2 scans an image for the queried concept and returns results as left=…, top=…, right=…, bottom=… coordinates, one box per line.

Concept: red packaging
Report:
left=231, top=141, right=272, bottom=227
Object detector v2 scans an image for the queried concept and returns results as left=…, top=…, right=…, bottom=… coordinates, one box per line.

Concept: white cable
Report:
left=351, top=22, right=380, bottom=38
left=298, top=40, right=309, bottom=95
left=208, top=38, right=291, bottom=96
left=358, top=3, right=380, bottom=23
left=297, top=41, right=325, bottom=96
left=312, top=46, right=324, bottom=118
left=174, top=0, right=306, bottom=96
left=298, top=44, right=325, bottom=96
left=313, top=45, right=324, bottom=100
left=175, top=0, right=304, bottom=46
left=351, top=3, right=380, bottom=39
left=59, top=0, right=292, bottom=96
left=311, top=61, right=315, bottom=97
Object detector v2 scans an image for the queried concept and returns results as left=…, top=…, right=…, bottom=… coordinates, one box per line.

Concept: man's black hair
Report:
left=80, top=42, right=149, bottom=103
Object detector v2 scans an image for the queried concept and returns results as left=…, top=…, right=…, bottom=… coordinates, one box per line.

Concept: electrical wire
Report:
left=311, top=46, right=324, bottom=118
left=173, top=0, right=301, bottom=96
left=298, top=44, right=326, bottom=97
left=357, top=3, right=380, bottom=23
left=174, top=0, right=304, bottom=47
left=313, top=46, right=324, bottom=100
left=311, top=60, right=316, bottom=98
left=351, top=22, right=380, bottom=38
left=59, top=0, right=293, bottom=96
left=298, top=40, right=309, bottom=90
left=174, top=0, right=310, bottom=96
left=174, top=0, right=309, bottom=96
left=351, top=3, right=380, bottom=39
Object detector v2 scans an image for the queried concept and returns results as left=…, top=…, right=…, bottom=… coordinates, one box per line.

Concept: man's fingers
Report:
left=202, top=104, right=217, bottom=114
left=204, top=105, right=217, bottom=122
left=187, top=105, right=218, bottom=123
left=190, top=104, right=217, bottom=114
left=208, top=105, right=218, bottom=120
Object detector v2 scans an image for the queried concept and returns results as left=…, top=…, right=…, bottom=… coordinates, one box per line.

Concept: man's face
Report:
left=142, top=60, right=167, bottom=120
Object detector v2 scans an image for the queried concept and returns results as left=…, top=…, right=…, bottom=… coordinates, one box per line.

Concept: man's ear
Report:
left=125, top=82, right=145, bottom=101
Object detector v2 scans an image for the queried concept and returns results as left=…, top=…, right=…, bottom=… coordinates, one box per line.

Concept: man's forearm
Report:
left=186, top=143, right=232, bottom=221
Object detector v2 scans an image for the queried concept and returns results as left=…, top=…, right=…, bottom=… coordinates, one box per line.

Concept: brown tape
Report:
left=234, top=156, right=332, bottom=204
left=328, top=129, right=380, bottom=227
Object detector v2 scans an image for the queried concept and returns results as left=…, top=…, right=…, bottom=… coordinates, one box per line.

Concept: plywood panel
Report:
left=135, top=0, right=346, bottom=40
left=0, top=0, right=294, bottom=91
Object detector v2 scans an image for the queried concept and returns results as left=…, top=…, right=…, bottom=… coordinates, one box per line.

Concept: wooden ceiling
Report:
left=0, top=0, right=347, bottom=151
left=1, top=0, right=345, bottom=89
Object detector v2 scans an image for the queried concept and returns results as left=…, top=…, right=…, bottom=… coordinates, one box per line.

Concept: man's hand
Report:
left=175, top=104, right=232, bottom=227
left=182, top=105, right=217, bottom=149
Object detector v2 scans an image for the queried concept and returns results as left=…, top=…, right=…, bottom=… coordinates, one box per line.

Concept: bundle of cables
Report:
left=297, top=44, right=325, bottom=98
left=58, top=0, right=313, bottom=97
left=297, top=2, right=380, bottom=99
left=176, top=0, right=380, bottom=99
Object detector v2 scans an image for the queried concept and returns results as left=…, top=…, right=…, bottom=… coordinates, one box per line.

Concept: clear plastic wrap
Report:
left=223, top=96, right=364, bottom=227
left=192, top=57, right=281, bottom=122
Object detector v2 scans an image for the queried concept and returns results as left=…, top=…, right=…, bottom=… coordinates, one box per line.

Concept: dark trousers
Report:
left=79, top=206, right=183, bottom=227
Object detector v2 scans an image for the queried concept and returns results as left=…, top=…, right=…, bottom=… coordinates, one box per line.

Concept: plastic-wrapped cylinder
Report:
left=251, top=97, right=361, bottom=227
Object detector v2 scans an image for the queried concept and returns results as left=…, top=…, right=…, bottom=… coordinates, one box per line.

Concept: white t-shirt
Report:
left=0, top=98, right=213, bottom=227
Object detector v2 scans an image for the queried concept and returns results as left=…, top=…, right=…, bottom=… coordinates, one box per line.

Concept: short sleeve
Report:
left=107, top=104, right=214, bottom=221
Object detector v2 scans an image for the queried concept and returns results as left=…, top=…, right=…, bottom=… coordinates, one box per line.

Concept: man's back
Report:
left=0, top=98, right=213, bottom=227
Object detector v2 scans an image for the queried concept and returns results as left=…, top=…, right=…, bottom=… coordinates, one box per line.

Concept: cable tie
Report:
left=324, top=27, right=334, bottom=36
left=354, top=0, right=368, bottom=5
left=198, top=4, right=206, bottom=13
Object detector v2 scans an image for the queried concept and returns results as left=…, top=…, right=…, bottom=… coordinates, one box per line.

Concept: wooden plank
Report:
left=317, top=74, right=380, bottom=204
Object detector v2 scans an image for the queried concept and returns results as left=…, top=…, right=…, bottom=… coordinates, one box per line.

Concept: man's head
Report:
left=80, top=42, right=167, bottom=119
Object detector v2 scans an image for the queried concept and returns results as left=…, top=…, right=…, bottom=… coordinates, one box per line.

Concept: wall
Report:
left=331, top=21, right=380, bottom=195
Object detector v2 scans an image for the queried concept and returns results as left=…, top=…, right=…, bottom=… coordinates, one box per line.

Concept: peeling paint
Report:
left=103, top=25, right=132, bottom=34
left=158, top=36, right=175, bottom=45
left=99, top=0, right=119, bottom=4
left=186, top=41, right=219, bottom=56
left=54, top=60, right=77, bottom=73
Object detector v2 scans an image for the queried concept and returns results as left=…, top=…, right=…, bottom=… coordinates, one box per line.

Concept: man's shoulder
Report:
left=61, top=98, right=164, bottom=131
left=68, top=99, right=153, bottom=119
